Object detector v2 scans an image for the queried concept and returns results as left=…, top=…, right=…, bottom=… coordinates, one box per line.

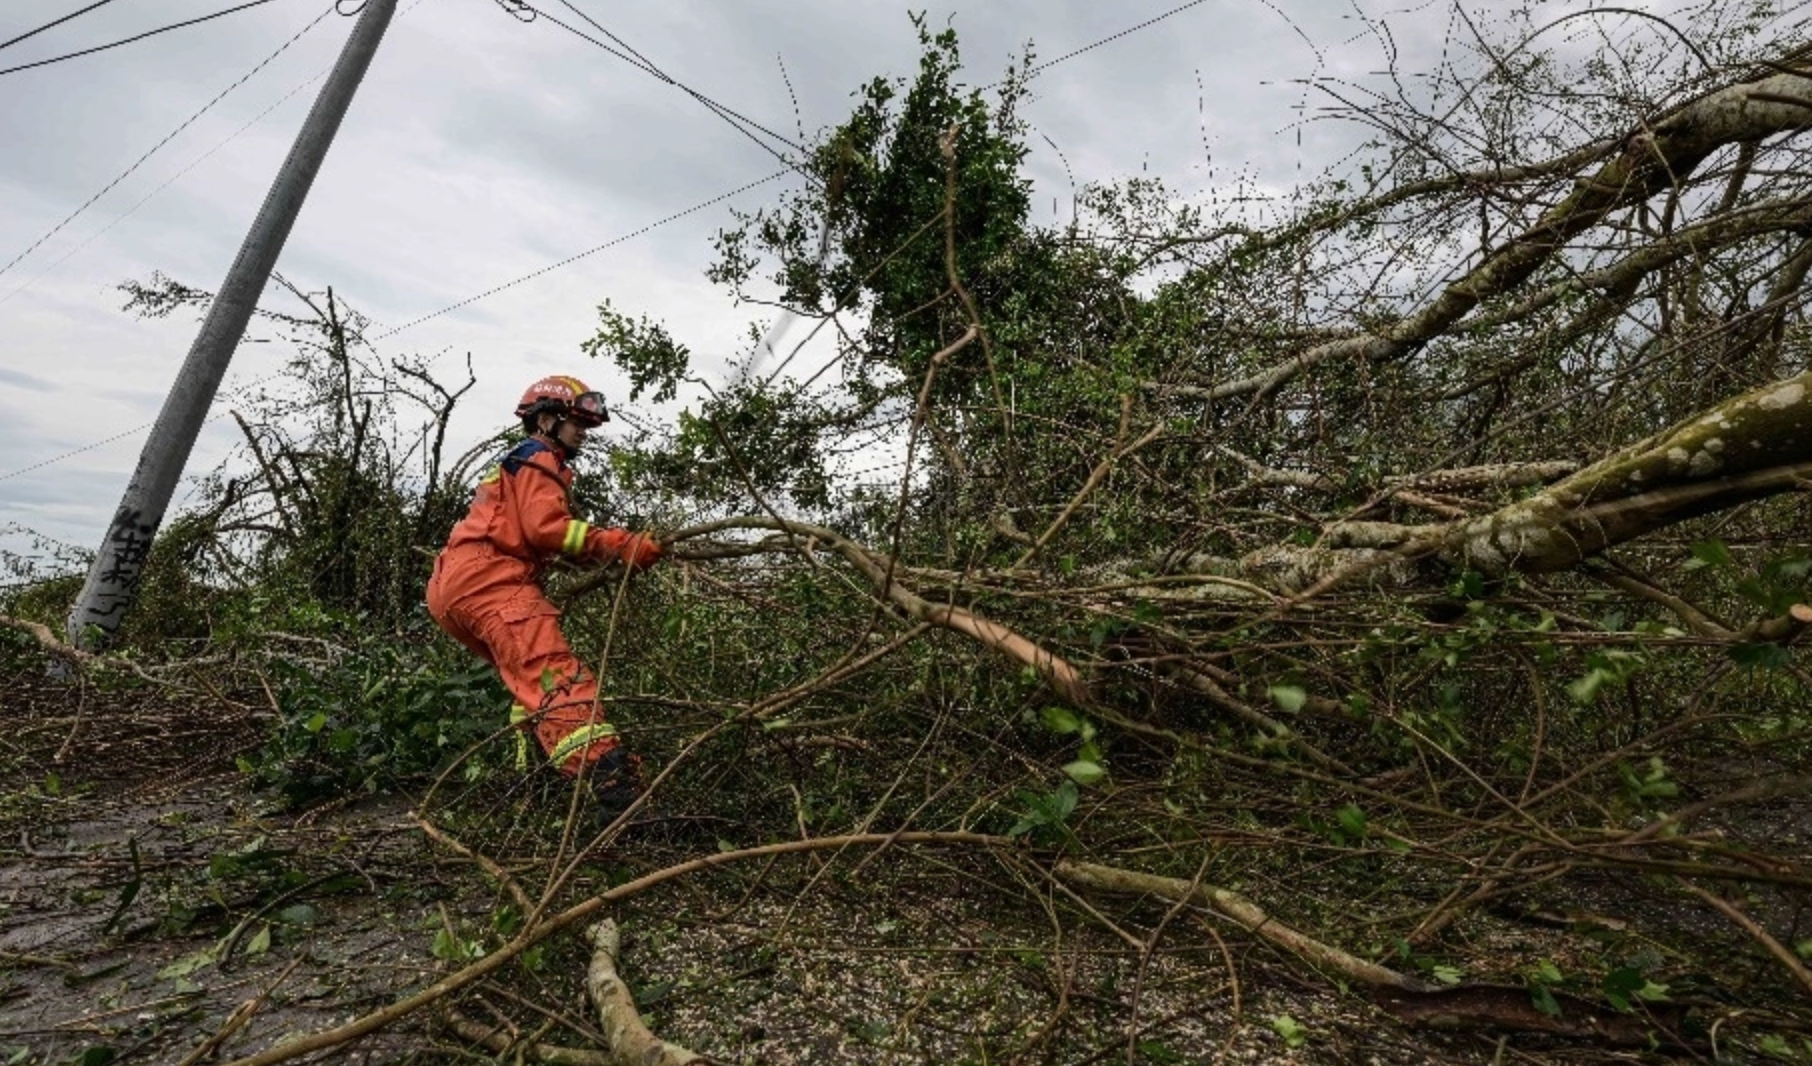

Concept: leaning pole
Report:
left=68, top=0, right=399, bottom=648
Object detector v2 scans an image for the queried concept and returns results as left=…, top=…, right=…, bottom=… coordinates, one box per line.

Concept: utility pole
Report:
left=68, top=0, right=398, bottom=648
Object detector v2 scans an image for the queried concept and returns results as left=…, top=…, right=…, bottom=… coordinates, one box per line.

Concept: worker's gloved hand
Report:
left=599, top=529, right=664, bottom=570
left=620, top=532, right=663, bottom=570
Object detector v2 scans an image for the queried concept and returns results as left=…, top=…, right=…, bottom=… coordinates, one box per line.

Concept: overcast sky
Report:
left=0, top=0, right=1726, bottom=576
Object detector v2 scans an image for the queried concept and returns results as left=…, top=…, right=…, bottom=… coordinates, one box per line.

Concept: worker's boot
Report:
left=586, top=740, right=646, bottom=823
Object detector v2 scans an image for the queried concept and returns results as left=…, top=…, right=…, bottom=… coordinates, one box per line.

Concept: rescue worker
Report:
left=426, top=375, right=663, bottom=803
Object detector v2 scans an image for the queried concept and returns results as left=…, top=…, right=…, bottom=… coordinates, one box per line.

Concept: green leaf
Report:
left=157, top=950, right=214, bottom=979
left=303, top=712, right=328, bottom=734
left=1602, top=965, right=1646, bottom=1010
left=276, top=904, right=319, bottom=928
left=1689, top=539, right=1734, bottom=568
left=1041, top=706, right=1082, bottom=735
left=101, top=837, right=143, bottom=935
left=1334, top=804, right=1368, bottom=839
left=1529, top=982, right=1561, bottom=1018
left=1430, top=964, right=1463, bottom=985
left=430, top=928, right=464, bottom=962
left=1268, top=685, right=1308, bottom=713
left=245, top=924, right=272, bottom=957
left=1270, top=1014, right=1307, bottom=1048
left=1730, top=642, right=1792, bottom=670
left=1062, top=760, right=1107, bottom=786
left=1566, top=669, right=1607, bottom=704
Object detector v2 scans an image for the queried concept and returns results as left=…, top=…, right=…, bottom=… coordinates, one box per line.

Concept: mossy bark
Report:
left=1451, top=370, right=1812, bottom=573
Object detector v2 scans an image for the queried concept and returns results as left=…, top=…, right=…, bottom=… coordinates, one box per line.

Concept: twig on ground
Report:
left=174, top=956, right=303, bottom=1066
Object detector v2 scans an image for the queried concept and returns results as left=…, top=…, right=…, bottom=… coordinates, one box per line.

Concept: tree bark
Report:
left=586, top=920, right=710, bottom=1066
left=1449, top=370, right=1812, bottom=573
left=1206, top=68, right=1812, bottom=401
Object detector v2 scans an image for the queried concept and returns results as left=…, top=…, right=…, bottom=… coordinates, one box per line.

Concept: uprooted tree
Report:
left=575, top=7, right=1812, bottom=1045
left=9, top=7, right=1812, bottom=1063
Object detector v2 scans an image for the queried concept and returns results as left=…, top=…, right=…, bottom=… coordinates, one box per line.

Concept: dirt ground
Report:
left=0, top=658, right=1796, bottom=1066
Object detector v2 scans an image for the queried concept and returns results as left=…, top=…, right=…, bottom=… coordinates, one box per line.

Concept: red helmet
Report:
left=516, top=375, right=609, bottom=427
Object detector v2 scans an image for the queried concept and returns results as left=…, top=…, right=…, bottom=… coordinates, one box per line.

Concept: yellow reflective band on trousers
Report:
left=561, top=519, right=589, bottom=555
left=547, top=720, right=617, bottom=768
left=508, top=704, right=530, bottom=771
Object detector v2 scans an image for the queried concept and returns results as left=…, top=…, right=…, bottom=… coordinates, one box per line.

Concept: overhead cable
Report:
left=0, top=0, right=126, bottom=52
left=986, top=0, right=1210, bottom=90
left=495, top=0, right=811, bottom=181
left=0, top=171, right=785, bottom=483
left=551, top=0, right=804, bottom=154
left=0, top=2, right=337, bottom=284
left=0, top=0, right=288, bottom=78
left=1, top=55, right=331, bottom=310
left=374, top=170, right=787, bottom=339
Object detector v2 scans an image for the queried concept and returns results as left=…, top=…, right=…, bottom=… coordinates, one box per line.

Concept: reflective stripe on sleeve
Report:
left=562, top=519, right=590, bottom=556
left=547, top=720, right=617, bottom=767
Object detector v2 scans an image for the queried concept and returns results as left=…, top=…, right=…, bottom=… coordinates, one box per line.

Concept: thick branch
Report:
left=586, top=920, right=708, bottom=1065
left=669, top=517, right=1090, bottom=704
left=1207, top=68, right=1812, bottom=401
left=1054, top=860, right=1425, bottom=992
left=1450, top=370, right=1812, bottom=573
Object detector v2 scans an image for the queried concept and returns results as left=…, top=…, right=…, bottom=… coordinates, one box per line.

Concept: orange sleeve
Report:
left=509, top=451, right=581, bottom=558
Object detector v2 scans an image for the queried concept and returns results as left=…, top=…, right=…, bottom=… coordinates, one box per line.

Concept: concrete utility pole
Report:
left=67, top=0, right=399, bottom=648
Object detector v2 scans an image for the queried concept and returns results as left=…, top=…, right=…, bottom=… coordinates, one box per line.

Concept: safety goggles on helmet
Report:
left=568, top=391, right=609, bottom=427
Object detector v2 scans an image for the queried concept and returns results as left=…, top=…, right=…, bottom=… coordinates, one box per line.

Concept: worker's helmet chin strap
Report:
left=545, top=416, right=581, bottom=459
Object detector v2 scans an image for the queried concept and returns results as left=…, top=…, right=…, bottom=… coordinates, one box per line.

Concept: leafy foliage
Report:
left=239, top=623, right=503, bottom=806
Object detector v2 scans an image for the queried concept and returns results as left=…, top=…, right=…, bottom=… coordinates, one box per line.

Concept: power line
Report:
left=0, top=171, right=785, bottom=484
left=0, top=58, right=330, bottom=311
left=987, top=0, right=1210, bottom=90
left=373, top=170, right=786, bottom=340
left=0, top=0, right=288, bottom=78
left=498, top=0, right=809, bottom=179
left=1032, top=0, right=1209, bottom=78
left=551, top=0, right=805, bottom=154
left=0, top=0, right=125, bottom=52
left=0, top=423, right=159, bottom=485
left=0, top=2, right=338, bottom=284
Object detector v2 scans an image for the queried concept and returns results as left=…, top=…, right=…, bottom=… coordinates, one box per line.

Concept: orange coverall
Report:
left=426, top=437, right=652, bottom=775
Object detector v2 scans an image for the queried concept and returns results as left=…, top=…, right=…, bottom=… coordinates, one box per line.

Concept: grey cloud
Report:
left=0, top=366, right=55, bottom=392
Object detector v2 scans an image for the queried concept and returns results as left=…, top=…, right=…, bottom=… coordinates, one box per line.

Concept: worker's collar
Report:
left=532, top=432, right=573, bottom=467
